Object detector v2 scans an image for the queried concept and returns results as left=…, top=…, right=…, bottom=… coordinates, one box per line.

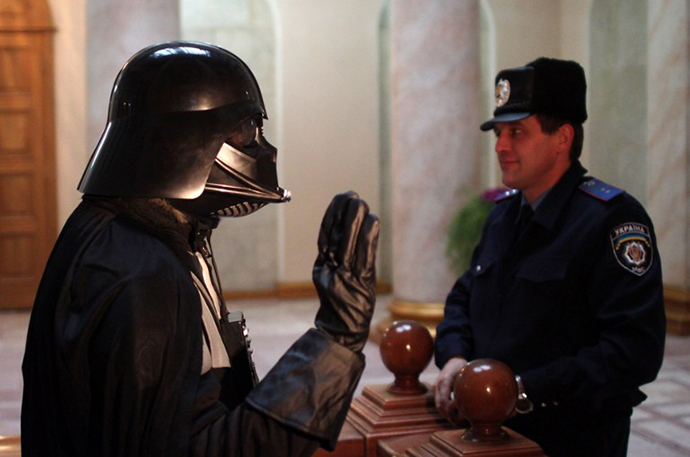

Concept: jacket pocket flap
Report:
left=516, top=257, right=569, bottom=283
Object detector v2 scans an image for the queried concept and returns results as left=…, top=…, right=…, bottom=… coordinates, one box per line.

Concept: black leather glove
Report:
left=313, top=191, right=380, bottom=353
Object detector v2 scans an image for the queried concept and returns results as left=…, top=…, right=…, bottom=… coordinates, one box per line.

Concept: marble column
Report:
left=385, top=0, right=482, bottom=334
left=647, top=0, right=690, bottom=333
left=87, top=0, right=180, bottom=148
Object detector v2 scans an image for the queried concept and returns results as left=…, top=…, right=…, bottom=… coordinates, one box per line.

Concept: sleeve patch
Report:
left=610, top=223, right=653, bottom=276
left=579, top=178, right=624, bottom=201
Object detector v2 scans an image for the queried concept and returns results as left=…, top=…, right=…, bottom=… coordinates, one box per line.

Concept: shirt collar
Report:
left=521, top=188, right=550, bottom=212
left=528, top=160, right=588, bottom=231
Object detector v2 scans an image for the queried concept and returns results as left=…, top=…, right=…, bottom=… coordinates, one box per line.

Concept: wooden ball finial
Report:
left=379, top=320, right=434, bottom=395
left=453, top=359, right=517, bottom=443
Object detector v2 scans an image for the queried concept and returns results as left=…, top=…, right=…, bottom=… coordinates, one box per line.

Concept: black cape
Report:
left=22, top=199, right=364, bottom=456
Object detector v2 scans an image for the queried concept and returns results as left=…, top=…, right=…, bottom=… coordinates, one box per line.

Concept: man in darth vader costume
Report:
left=21, top=41, right=380, bottom=456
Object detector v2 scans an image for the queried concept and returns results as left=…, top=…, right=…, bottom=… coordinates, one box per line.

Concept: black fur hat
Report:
left=480, top=57, right=588, bottom=131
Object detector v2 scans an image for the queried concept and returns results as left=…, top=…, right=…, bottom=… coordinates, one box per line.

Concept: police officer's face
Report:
left=493, top=115, right=571, bottom=202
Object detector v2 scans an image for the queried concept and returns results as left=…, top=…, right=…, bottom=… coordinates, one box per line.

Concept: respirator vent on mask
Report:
left=212, top=201, right=266, bottom=217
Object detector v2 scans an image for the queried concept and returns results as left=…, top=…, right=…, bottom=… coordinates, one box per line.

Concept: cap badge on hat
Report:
left=495, top=79, right=511, bottom=107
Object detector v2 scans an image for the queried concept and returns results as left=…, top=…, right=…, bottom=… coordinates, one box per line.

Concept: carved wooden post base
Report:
left=313, top=321, right=454, bottom=457
left=348, top=383, right=455, bottom=457
left=376, top=359, right=546, bottom=457
left=378, top=428, right=545, bottom=457
left=312, top=384, right=454, bottom=457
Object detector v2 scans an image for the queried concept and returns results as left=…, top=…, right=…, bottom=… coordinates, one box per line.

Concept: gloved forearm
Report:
left=313, top=191, right=380, bottom=353
left=244, top=329, right=365, bottom=450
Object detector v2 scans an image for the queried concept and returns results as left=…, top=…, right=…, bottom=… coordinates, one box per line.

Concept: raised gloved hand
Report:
left=313, top=191, right=380, bottom=353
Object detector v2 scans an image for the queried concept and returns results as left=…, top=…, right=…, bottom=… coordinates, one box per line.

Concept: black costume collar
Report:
left=82, top=196, right=219, bottom=262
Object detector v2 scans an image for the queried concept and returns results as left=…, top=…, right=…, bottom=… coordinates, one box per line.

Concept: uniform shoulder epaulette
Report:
left=578, top=177, right=624, bottom=201
left=494, top=189, right=519, bottom=202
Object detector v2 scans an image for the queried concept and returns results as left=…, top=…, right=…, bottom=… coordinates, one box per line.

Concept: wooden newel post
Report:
left=380, top=320, right=435, bottom=395
left=313, top=320, right=453, bottom=457
left=378, top=359, right=546, bottom=456
left=453, top=359, right=516, bottom=443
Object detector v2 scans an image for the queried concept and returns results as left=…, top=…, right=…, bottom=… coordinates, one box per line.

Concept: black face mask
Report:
left=170, top=115, right=290, bottom=218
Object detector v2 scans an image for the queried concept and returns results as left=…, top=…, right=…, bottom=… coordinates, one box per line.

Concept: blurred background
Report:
left=1, top=0, right=689, bottom=453
left=2, top=0, right=688, bottom=314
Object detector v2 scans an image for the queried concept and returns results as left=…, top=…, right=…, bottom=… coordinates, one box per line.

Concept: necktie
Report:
left=517, top=204, right=534, bottom=236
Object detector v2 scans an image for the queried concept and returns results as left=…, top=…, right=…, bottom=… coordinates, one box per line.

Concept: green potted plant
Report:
left=446, top=187, right=508, bottom=275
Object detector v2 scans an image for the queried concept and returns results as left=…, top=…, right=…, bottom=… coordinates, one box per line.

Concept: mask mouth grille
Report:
left=212, top=201, right=266, bottom=217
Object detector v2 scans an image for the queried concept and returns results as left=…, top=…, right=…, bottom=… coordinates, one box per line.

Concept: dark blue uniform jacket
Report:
left=436, top=161, right=665, bottom=416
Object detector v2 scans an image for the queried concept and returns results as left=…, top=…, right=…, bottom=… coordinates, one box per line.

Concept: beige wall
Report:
left=484, top=0, right=591, bottom=68
left=485, top=0, right=561, bottom=69
left=45, top=0, right=689, bottom=291
left=47, top=0, right=88, bottom=226
left=276, top=0, right=382, bottom=283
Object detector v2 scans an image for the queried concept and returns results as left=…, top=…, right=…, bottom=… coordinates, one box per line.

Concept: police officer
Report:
left=433, top=57, right=665, bottom=457
left=22, top=41, right=380, bottom=457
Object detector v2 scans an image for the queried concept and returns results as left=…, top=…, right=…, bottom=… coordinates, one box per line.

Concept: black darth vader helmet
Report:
left=78, top=40, right=290, bottom=217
